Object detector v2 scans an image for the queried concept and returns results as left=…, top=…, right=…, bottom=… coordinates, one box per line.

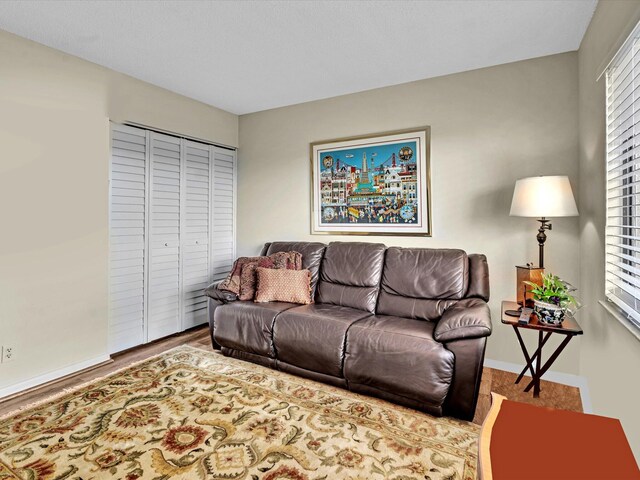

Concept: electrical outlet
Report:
left=1, top=346, right=14, bottom=363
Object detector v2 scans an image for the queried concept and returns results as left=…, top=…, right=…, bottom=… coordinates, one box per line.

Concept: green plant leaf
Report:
left=522, top=272, right=577, bottom=307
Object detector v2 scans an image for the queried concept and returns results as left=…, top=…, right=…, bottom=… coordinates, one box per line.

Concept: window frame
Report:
left=604, top=20, right=640, bottom=336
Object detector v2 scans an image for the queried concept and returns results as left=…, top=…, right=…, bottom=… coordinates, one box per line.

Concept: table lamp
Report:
left=510, top=175, right=579, bottom=268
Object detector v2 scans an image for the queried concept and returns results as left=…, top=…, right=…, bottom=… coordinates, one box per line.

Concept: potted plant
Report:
left=523, top=273, right=579, bottom=325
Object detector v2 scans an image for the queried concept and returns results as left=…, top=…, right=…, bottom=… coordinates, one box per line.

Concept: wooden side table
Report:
left=501, top=301, right=583, bottom=397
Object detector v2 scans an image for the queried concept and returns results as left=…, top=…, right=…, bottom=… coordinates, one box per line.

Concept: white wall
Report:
left=238, top=53, right=581, bottom=374
left=577, top=0, right=640, bottom=460
left=0, top=29, right=238, bottom=394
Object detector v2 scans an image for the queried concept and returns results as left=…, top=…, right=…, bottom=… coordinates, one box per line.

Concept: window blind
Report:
left=606, top=21, right=640, bottom=330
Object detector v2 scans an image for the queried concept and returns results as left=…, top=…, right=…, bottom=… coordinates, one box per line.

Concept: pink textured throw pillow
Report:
left=238, top=251, right=303, bottom=301
left=254, top=267, right=312, bottom=305
left=222, top=251, right=304, bottom=300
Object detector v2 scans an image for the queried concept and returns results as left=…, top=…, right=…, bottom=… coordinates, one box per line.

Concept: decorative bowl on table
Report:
left=533, top=300, right=565, bottom=325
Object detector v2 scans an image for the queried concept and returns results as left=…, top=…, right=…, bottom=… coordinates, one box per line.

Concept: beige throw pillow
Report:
left=238, top=251, right=303, bottom=301
left=254, top=267, right=312, bottom=305
left=219, top=251, right=303, bottom=297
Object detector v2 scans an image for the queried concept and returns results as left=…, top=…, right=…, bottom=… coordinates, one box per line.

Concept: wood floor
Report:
left=473, top=363, right=582, bottom=424
left=0, top=326, right=582, bottom=425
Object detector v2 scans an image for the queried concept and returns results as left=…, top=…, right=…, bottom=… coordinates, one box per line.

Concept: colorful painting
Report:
left=311, top=127, right=431, bottom=235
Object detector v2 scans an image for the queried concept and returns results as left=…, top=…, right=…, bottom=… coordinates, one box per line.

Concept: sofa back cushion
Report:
left=377, top=247, right=469, bottom=320
left=316, top=242, right=386, bottom=313
left=264, top=241, right=326, bottom=295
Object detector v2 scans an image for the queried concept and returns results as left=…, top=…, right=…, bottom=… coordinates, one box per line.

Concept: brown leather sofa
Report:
left=205, top=241, right=491, bottom=420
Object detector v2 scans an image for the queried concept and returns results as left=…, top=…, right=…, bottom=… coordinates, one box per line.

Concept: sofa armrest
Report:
left=204, top=280, right=238, bottom=303
left=434, top=298, right=492, bottom=343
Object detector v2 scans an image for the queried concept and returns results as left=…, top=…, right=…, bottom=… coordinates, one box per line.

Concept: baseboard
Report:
left=484, top=358, right=592, bottom=414
left=0, top=354, right=113, bottom=401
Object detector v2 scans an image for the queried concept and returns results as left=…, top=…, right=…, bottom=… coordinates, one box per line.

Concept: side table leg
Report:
left=515, top=331, right=552, bottom=384
left=534, top=331, right=543, bottom=397
left=525, top=335, right=574, bottom=393
left=512, top=326, right=536, bottom=379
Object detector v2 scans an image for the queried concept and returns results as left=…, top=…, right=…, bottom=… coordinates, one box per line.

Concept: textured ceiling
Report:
left=0, top=0, right=597, bottom=114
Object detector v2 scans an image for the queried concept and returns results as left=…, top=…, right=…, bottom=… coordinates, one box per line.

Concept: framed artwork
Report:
left=310, top=127, right=431, bottom=236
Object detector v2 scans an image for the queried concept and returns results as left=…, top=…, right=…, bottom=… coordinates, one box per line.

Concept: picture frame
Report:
left=310, top=126, right=431, bottom=236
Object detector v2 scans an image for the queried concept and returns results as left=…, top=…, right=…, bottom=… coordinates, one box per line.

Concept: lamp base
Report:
left=537, top=217, right=552, bottom=269
left=505, top=309, right=522, bottom=317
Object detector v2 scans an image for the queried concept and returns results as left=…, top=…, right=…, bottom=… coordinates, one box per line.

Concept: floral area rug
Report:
left=0, top=346, right=479, bottom=479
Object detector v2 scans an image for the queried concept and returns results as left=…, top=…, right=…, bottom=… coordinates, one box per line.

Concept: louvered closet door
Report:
left=181, top=141, right=212, bottom=329
left=109, top=125, right=147, bottom=353
left=148, top=133, right=182, bottom=342
left=211, top=147, right=236, bottom=283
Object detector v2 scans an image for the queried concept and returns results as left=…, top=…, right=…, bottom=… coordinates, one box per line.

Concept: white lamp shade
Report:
left=510, top=176, right=578, bottom=217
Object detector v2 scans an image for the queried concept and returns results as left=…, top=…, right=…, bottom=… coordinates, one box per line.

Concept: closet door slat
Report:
left=109, top=123, right=236, bottom=351
left=211, top=148, right=236, bottom=282
left=182, top=142, right=212, bottom=329
left=109, top=125, right=147, bottom=353
left=147, top=132, right=182, bottom=342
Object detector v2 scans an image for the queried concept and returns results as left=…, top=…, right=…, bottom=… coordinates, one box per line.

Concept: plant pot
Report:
left=533, top=300, right=566, bottom=325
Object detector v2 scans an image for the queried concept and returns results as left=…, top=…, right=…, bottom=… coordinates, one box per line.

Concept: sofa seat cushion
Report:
left=213, top=301, right=298, bottom=357
left=343, top=315, right=455, bottom=409
left=273, top=304, right=372, bottom=377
